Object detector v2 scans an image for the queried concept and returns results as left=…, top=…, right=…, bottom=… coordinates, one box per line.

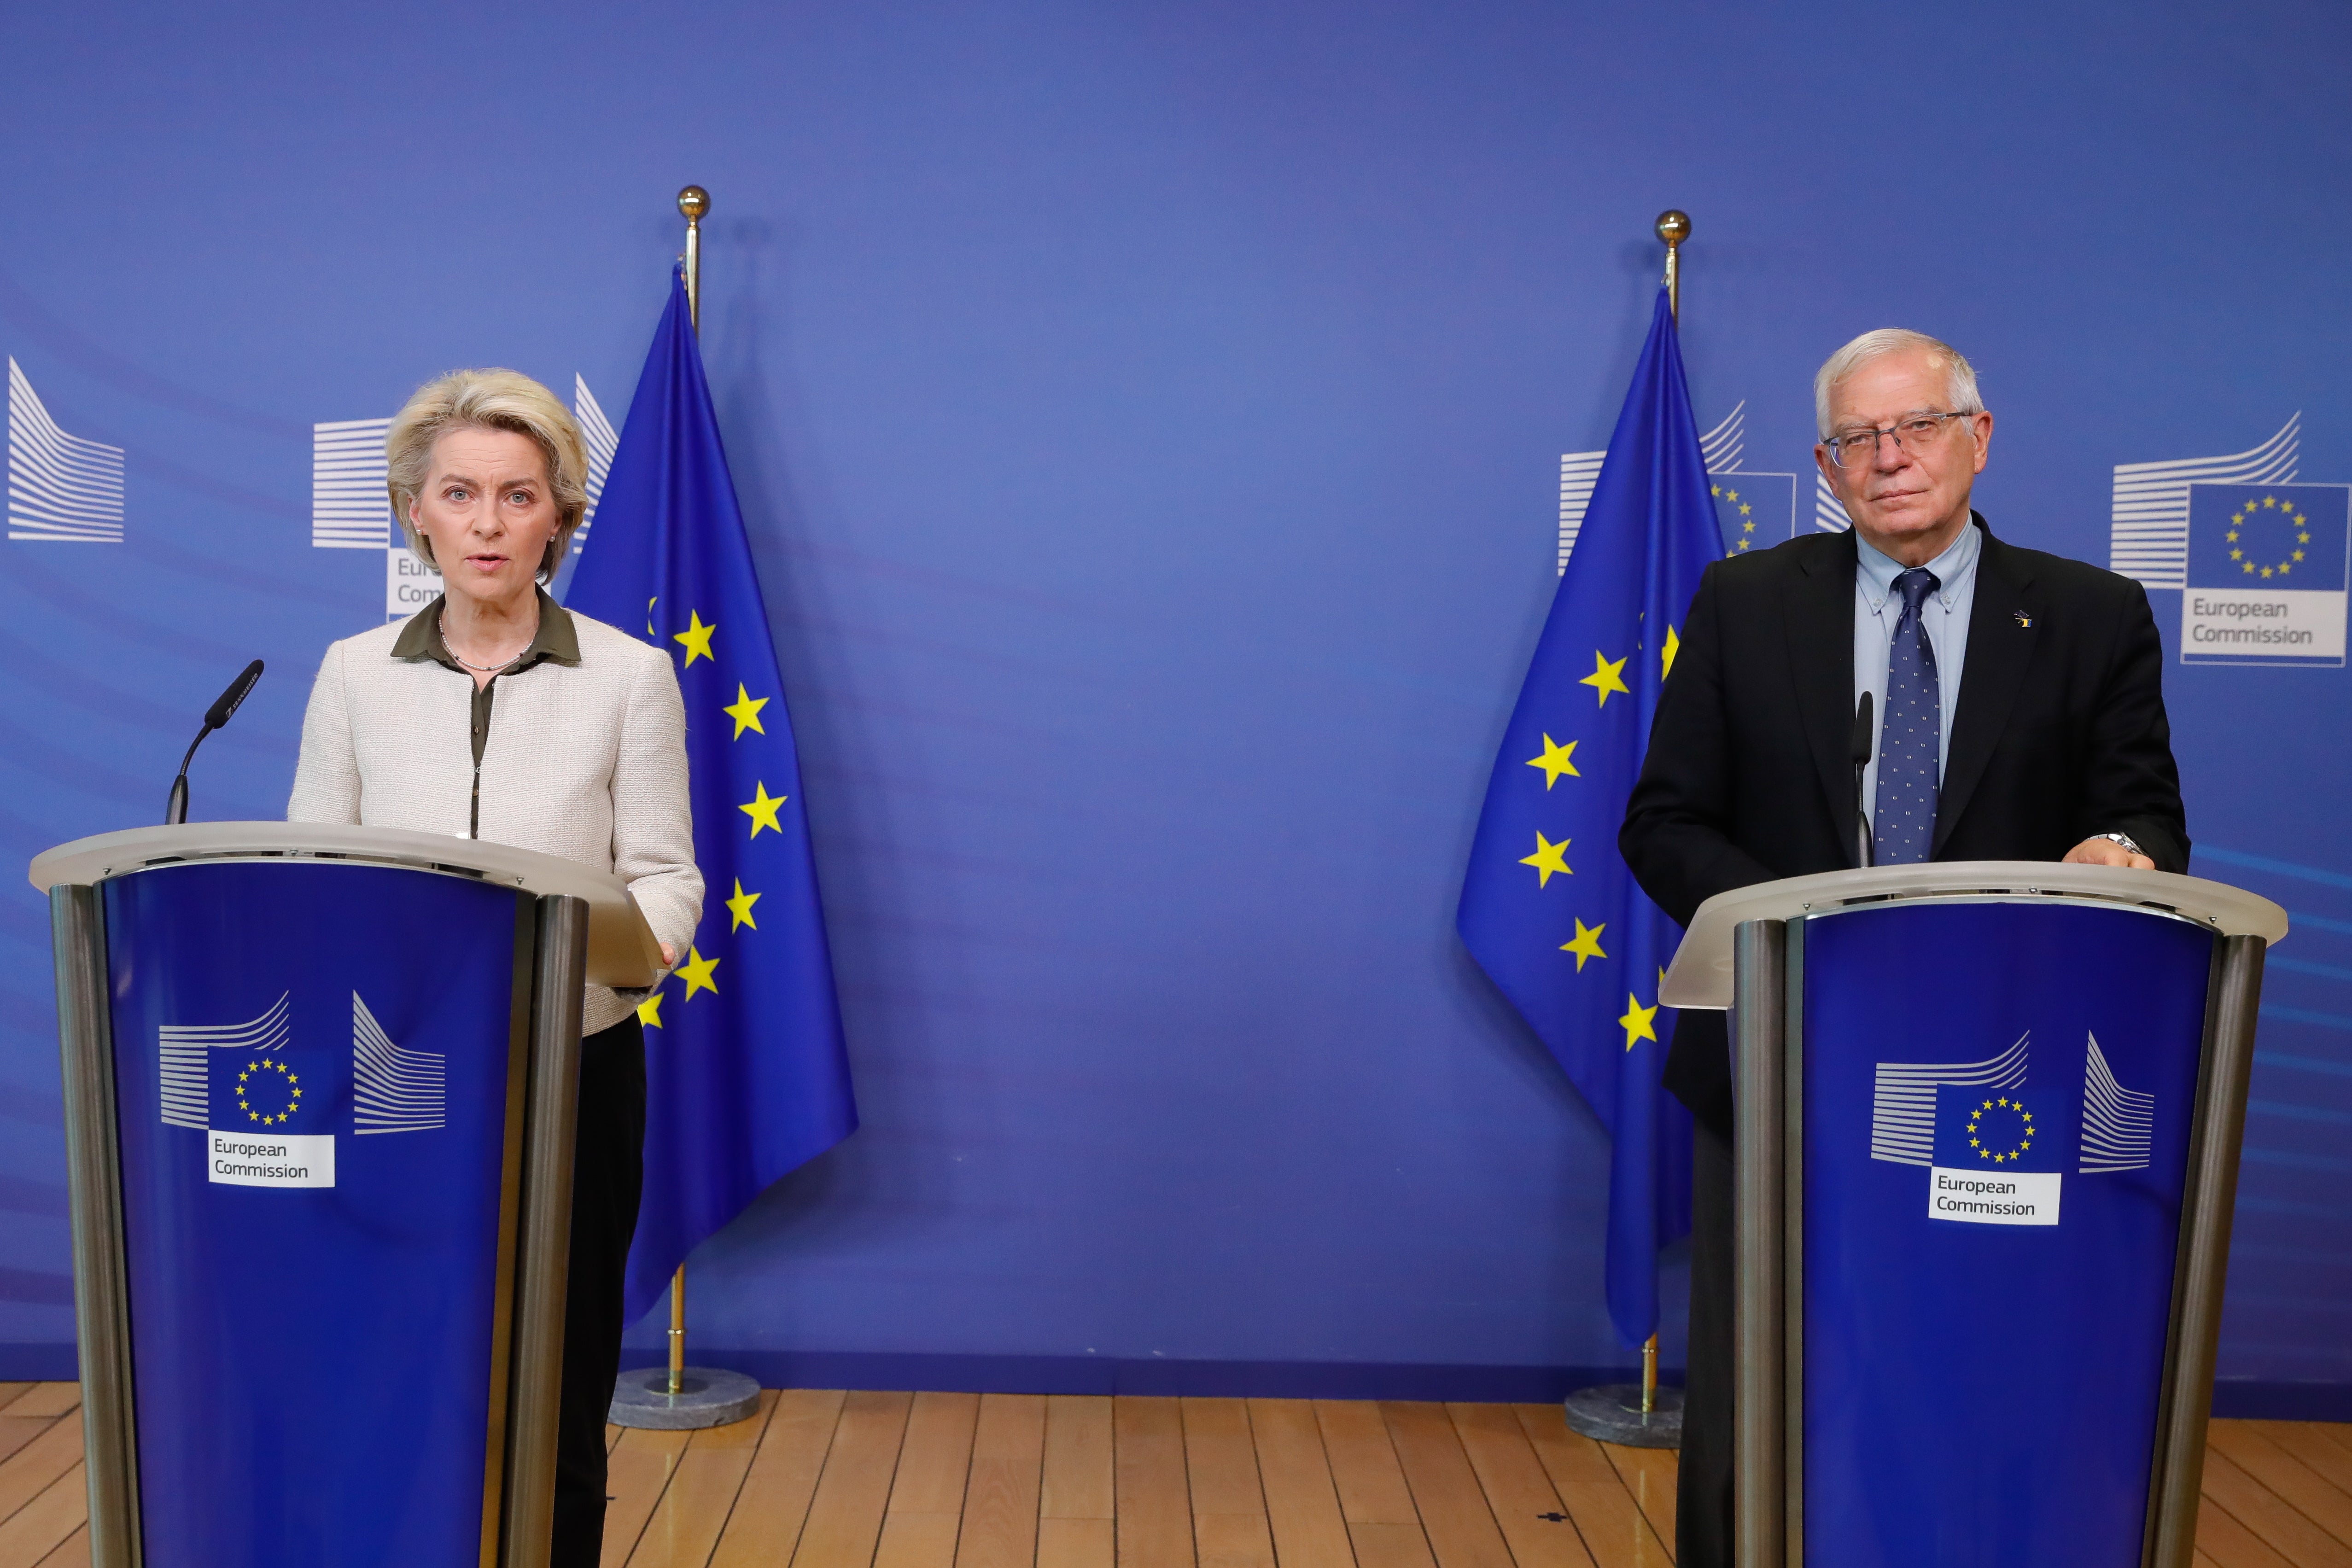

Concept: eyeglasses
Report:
left=1824, top=411, right=1971, bottom=470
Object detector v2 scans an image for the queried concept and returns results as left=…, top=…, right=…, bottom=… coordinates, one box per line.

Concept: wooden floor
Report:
left=0, top=1381, right=2346, bottom=1567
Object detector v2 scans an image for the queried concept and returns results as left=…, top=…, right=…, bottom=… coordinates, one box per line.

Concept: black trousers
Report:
left=1679, top=1118, right=1735, bottom=1568
left=550, top=1016, right=647, bottom=1568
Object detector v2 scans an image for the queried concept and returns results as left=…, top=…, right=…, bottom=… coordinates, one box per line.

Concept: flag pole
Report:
left=1558, top=209, right=1693, bottom=1453
left=607, top=182, right=760, bottom=1431
left=665, top=181, right=710, bottom=1403
left=1641, top=207, right=1687, bottom=1421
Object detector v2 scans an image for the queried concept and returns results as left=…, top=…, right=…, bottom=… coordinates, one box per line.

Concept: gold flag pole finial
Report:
left=1654, top=209, right=1690, bottom=322
left=678, top=185, right=711, bottom=335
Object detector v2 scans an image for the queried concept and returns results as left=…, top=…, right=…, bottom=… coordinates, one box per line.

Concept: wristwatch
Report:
left=2098, top=832, right=2146, bottom=858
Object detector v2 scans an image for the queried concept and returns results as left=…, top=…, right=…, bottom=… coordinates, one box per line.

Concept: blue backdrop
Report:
left=1, top=0, right=2346, bottom=1411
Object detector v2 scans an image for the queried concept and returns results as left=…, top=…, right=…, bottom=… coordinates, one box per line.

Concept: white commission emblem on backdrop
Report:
left=311, top=379, right=617, bottom=621
left=1559, top=403, right=1816, bottom=573
left=7, top=358, right=125, bottom=543
left=352, top=992, right=446, bottom=1133
left=2108, top=415, right=2298, bottom=588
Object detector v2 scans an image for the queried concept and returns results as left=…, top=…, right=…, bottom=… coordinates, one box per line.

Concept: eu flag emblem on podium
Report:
left=1458, top=290, right=1718, bottom=1346
left=568, top=268, right=858, bottom=1321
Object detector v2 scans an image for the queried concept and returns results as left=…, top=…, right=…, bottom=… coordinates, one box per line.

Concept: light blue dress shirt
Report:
left=1856, top=521, right=1981, bottom=831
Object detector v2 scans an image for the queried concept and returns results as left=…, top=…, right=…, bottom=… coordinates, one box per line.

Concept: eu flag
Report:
left=1458, top=290, right=1718, bottom=1346
left=567, top=269, right=858, bottom=1321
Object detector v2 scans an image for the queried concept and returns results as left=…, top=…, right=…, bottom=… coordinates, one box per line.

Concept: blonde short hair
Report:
left=386, top=368, right=589, bottom=582
left=1813, top=329, right=1984, bottom=439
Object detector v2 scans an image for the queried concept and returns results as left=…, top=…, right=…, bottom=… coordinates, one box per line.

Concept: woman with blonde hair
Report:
left=289, top=367, right=700, bottom=1564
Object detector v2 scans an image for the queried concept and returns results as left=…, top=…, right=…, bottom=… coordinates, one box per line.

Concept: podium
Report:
left=1659, top=863, right=2288, bottom=1568
left=30, top=824, right=664, bottom=1568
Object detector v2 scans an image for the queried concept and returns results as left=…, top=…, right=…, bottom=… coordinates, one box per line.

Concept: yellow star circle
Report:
left=238, top=1057, right=301, bottom=1125
left=1967, top=1096, right=2035, bottom=1164
left=1519, top=832, right=1572, bottom=887
left=2227, top=496, right=2314, bottom=580
left=739, top=781, right=788, bottom=838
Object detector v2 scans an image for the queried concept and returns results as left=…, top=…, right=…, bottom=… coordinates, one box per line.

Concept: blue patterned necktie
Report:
left=1874, top=567, right=1942, bottom=864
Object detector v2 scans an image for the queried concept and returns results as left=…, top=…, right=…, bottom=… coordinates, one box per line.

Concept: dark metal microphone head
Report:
left=1850, top=690, right=1875, bottom=767
left=204, top=659, right=264, bottom=732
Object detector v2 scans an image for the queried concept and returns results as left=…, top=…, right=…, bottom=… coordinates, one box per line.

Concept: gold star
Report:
left=2262, top=566, right=2275, bottom=578
left=2020, top=1110, right=2031, bottom=1123
left=1580, top=649, right=1631, bottom=706
left=2244, top=562, right=2257, bottom=574
left=1618, top=993, right=1660, bottom=1050
left=1739, top=502, right=1753, bottom=516
left=2229, top=548, right=2244, bottom=560
left=1999, top=1098, right=2011, bottom=1108
left=725, top=878, right=762, bottom=932
left=1662, top=625, right=1681, bottom=679
left=1710, top=483, right=1721, bottom=498
left=1969, top=1138, right=1980, bottom=1148
left=2298, top=530, right=2312, bottom=543
left=2227, top=527, right=2241, bottom=540
left=678, top=946, right=721, bottom=1001
left=1724, top=488, right=1741, bottom=504
left=2264, top=495, right=2279, bottom=508
left=723, top=684, right=770, bottom=739
left=740, top=781, right=788, bottom=838
left=1519, top=832, right=1573, bottom=887
left=1524, top=734, right=1580, bottom=788
left=637, top=988, right=666, bottom=1029
left=1982, top=1099, right=1995, bottom=1110
left=1742, top=519, right=1756, bottom=532
left=1735, top=540, right=1750, bottom=552
left=1559, top=919, right=1608, bottom=971
left=672, top=610, right=718, bottom=667
left=2294, top=549, right=2307, bottom=562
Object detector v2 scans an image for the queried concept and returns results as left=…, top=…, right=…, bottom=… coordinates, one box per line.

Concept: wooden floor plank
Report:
left=0, top=1390, right=29, bottom=1419
left=601, top=1427, right=692, bottom=1568
left=1183, top=1399, right=1267, bottom=1518
left=2201, top=1447, right=2352, bottom=1568
left=956, top=1394, right=1045, bottom=1568
left=1041, top=1396, right=1115, bottom=1521
left=1513, top=1408, right=1670, bottom=1568
left=1346, top=1520, right=1439, bottom=1568
left=1444, top=1403, right=1593, bottom=1568
left=0, top=1392, right=75, bottom=1423
left=2198, top=1492, right=2300, bottom=1568
left=875, top=1393, right=981, bottom=1568
left=710, top=1388, right=848, bottom=1568
left=2210, top=1422, right=2352, bottom=1552
left=0, top=1466, right=87, bottom=1568
left=1379, top=1403, right=1514, bottom=1568
left=1037, top=1516, right=1115, bottom=1568
left=1245, top=1400, right=1355, bottom=1568
left=1315, top=1400, right=1421, bottom=1526
left=1115, top=1396, right=1196, bottom=1568
left=624, top=1395, right=776, bottom=1568
left=1599, top=1445, right=1678, bottom=1558
left=34, top=1523, right=88, bottom=1568
left=2255, top=1422, right=2352, bottom=1498
left=788, top=1390, right=914, bottom=1568
left=1192, top=1510, right=1275, bottom=1568
left=0, top=1424, right=53, bottom=1472
left=0, top=1414, right=83, bottom=1525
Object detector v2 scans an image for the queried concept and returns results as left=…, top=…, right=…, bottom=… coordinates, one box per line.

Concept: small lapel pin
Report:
left=2013, top=610, right=2034, bottom=629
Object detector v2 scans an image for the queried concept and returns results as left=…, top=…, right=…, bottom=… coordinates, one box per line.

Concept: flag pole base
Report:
left=607, top=1365, right=761, bottom=1430
left=1562, top=1382, right=1684, bottom=1449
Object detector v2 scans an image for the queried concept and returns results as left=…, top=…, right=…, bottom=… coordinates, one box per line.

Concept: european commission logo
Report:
left=1867, top=1031, right=2156, bottom=1227
left=2107, top=416, right=2351, bottom=667
left=310, top=376, right=619, bottom=622
left=7, top=357, right=125, bottom=543
left=157, top=991, right=449, bottom=1190
left=1558, top=403, right=1814, bottom=571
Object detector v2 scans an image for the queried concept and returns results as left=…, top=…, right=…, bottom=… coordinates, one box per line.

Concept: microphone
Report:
left=164, top=660, right=263, bottom=826
left=1850, top=691, right=1875, bottom=869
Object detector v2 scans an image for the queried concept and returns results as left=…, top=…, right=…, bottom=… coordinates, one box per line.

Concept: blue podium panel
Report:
left=105, top=862, right=525, bottom=1568
left=1801, top=901, right=2215, bottom=1568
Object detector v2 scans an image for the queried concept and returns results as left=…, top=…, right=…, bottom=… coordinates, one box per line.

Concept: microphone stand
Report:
left=1851, top=691, right=1875, bottom=869
left=165, top=660, right=264, bottom=826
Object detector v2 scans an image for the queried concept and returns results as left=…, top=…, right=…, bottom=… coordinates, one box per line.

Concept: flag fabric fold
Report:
left=1457, top=289, right=1719, bottom=1346
left=567, top=268, right=858, bottom=1322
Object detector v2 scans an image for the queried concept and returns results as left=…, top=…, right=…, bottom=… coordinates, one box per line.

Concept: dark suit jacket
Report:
left=1618, top=513, right=2190, bottom=1139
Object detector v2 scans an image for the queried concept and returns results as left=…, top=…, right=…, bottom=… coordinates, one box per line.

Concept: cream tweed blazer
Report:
left=287, top=610, right=703, bottom=1035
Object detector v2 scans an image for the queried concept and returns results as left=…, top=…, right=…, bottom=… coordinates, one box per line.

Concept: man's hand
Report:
left=660, top=942, right=678, bottom=968
left=2063, top=836, right=2155, bottom=871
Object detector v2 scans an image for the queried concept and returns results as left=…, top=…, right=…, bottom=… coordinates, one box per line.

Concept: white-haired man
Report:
left=1619, top=328, right=2189, bottom=1568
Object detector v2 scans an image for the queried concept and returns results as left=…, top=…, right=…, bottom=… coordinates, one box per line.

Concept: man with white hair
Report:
left=1619, top=328, right=2189, bottom=1568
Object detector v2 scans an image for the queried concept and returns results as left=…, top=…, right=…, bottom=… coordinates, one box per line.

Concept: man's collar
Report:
left=1855, top=513, right=1984, bottom=609
left=391, top=587, right=580, bottom=672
